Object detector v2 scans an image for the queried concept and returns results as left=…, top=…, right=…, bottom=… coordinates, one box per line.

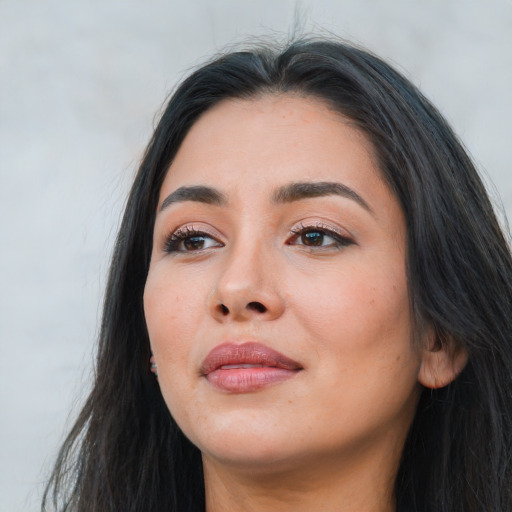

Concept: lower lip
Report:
left=205, top=367, right=300, bottom=393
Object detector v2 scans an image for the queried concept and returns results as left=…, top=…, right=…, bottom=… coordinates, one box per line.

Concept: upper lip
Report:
left=200, top=342, right=302, bottom=375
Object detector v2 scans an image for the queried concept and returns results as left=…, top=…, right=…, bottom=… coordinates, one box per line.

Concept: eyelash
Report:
left=288, top=223, right=354, bottom=249
left=163, top=223, right=354, bottom=254
left=163, top=226, right=223, bottom=253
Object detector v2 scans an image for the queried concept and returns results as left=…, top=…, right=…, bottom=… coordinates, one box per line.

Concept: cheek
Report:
left=143, top=266, right=206, bottom=378
left=299, top=262, right=407, bottom=324
left=143, top=267, right=208, bottom=422
left=288, top=261, right=420, bottom=431
left=287, top=257, right=414, bottom=372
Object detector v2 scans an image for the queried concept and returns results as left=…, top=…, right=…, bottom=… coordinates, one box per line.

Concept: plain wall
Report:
left=1, top=1, right=511, bottom=510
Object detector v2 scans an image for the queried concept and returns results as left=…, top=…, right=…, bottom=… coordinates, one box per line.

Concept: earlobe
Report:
left=418, top=334, right=468, bottom=389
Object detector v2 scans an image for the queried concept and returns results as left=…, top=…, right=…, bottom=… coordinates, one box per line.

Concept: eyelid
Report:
left=287, top=220, right=356, bottom=248
left=161, top=223, right=224, bottom=254
left=290, top=219, right=353, bottom=239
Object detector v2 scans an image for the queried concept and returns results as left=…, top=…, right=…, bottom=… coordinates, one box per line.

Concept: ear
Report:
left=418, top=331, right=468, bottom=389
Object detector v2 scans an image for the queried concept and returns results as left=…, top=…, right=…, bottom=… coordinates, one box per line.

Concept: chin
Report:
left=200, top=440, right=305, bottom=476
left=183, top=410, right=304, bottom=470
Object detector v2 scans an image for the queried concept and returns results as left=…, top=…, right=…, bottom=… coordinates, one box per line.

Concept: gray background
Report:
left=1, top=1, right=511, bottom=510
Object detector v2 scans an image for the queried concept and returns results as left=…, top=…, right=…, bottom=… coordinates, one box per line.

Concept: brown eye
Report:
left=183, top=236, right=208, bottom=251
left=164, top=229, right=224, bottom=253
left=301, top=231, right=325, bottom=246
left=288, top=224, right=354, bottom=249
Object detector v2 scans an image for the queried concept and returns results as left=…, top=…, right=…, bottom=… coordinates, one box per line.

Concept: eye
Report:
left=164, top=226, right=224, bottom=253
left=288, top=223, right=354, bottom=249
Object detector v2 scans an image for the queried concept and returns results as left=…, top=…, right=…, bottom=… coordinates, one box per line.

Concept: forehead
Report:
left=159, top=94, right=388, bottom=206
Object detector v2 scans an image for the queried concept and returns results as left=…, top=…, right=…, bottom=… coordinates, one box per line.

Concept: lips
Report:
left=201, top=342, right=302, bottom=393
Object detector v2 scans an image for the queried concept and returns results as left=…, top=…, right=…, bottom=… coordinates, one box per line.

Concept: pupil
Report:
left=184, top=236, right=205, bottom=250
left=303, top=231, right=323, bottom=246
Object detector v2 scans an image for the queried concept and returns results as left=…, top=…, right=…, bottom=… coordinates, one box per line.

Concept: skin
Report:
left=144, top=95, right=463, bottom=512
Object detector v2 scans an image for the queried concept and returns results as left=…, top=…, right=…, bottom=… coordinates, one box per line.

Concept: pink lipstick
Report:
left=200, top=342, right=302, bottom=393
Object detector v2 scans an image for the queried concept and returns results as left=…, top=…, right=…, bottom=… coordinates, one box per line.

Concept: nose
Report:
left=208, top=238, right=285, bottom=323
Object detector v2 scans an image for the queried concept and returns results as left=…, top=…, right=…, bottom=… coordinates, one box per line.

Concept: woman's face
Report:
left=144, top=95, right=424, bottom=473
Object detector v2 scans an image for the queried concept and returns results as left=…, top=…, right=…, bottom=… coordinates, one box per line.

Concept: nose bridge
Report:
left=219, top=226, right=270, bottom=297
left=210, top=224, right=283, bottom=321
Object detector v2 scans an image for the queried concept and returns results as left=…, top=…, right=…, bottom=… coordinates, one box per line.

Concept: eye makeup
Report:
left=161, top=219, right=355, bottom=256
left=288, top=222, right=355, bottom=250
left=163, top=225, right=224, bottom=254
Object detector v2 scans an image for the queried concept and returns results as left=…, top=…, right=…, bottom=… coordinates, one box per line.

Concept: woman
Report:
left=43, top=38, right=512, bottom=512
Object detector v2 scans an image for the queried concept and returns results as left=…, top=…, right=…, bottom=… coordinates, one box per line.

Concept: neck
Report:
left=203, top=437, right=402, bottom=512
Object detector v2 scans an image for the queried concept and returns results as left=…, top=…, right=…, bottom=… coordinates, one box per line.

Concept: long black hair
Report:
left=43, top=37, right=512, bottom=512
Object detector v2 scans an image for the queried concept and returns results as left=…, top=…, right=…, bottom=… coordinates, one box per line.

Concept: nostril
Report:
left=218, top=304, right=229, bottom=315
left=247, top=301, right=267, bottom=313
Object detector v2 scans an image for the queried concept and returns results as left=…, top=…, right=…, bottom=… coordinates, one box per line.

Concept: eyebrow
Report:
left=273, top=181, right=373, bottom=214
left=159, top=181, right=373, bottom=214
left=160, top=185, right=227, bottom=211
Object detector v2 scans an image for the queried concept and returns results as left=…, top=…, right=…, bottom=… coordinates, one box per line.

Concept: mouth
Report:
left=200, top=342, right=303, bottom=393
